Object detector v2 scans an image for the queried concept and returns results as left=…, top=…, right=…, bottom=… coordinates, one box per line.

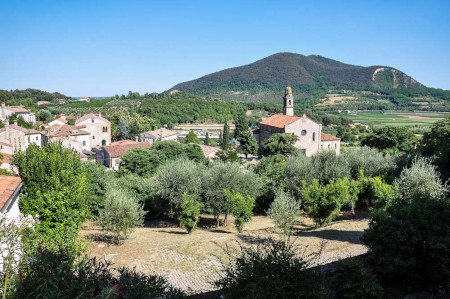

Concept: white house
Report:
left=0, top=124, right=42, bottom=152
left=0, top=103, right=36, bottom=124
left=44, top=124, right=91, bottom=152
left=75, top=113, right=111, bottom=148
left=140, top=128, right=178, bottom=144
left=96, top=140, right=151, bottom=171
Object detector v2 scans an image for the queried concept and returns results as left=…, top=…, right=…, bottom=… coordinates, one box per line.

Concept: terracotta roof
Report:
left=49, top=117, right=68, bottom=125
left=0, top=141, right=12, bottom=147
left=110, top=140, right=139, bottom=146
left=103, top=142, right=151, bottom=158
left=141, top=128, right=178, bottom=139
left=198, top=144, right=220, bottom=157
left=3, top=105, right=30, bottom=113
left=0, top=124, right=41, bottom=135
left=260, top=114, right=301, bottom=129
left=44, top=124, right=90, bottom=138
left=75, top=113, right=110, bottom=125
left=0, top=176, right=22, bottom=212
left=0, top=153, right=12, bottom=164
left=321, top=133, right=341, bottom=141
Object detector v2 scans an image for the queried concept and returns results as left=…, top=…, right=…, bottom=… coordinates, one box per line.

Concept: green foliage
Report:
left=185, top=129, right=199, bottom=143
left=362, top=195, right=450, bottom=290
left=119, top=141, right=205, bottom=177
left=302, top=179, right=343, bottom=226
left=224, top=190, right=255, bottom=233
left=394, top=157, right=447, bottom=203
left=333, top=259, right=383, bottom=299
left=312, top=150, right=350, bottom=184
left=37, top=109, right=52, bottom=122
left=10, top=88, right=69, bottom=101
left=343, top=146, right=396, bottom=179
left=215, top=238, right=321, bottom=299
left=8, top=114, right=32, bottom=128
left=421, top=115, right=450, bottom=181
left=14, top=249, right=184, bottom=298
left=204, top=131, right=210, bottom=145
left=358, top=174, right=397, bottom=209
left=236, top=129, right=258, bottom=158
left=361, top=126, right=418, bottom=152
left=82, top=162, right=112, bottom=217
left=0, top=89, right=12, bottom=102
left=179, top=193, right=203, bottom=234
left=261, top=133, right=298, bottom=157
left=202, top=162, right=262, bottom=226
left=156, top=159, right=204, bottom=218
left=214, top=148, right=241, bottom=163
left=221, top=122, right=231, bottom=150
left=110, top=113, right=157, bottom=140
left=255, top=154, right=287, bottom=188
left=284, top=153, right=317, bottom=203
left=13, top=143, right=90, bottom=250
left=267, top=191, right=300, bottom=236
left=98, top=184, right=145, bottom=243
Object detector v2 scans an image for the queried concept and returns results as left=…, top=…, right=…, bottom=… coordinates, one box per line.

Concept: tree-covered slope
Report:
left=169, top=53, right=450, bottom=109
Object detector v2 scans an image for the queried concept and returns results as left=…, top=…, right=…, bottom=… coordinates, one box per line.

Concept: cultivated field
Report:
left=341, top=111, right=448, bottom=128
left=82, top=213, right=368, bottom=294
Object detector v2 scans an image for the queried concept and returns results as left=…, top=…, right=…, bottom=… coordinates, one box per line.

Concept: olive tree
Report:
left=267, top=191, right=301, bottom=236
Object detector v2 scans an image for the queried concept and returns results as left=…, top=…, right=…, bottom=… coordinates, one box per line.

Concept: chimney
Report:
left=98, top=112, right=102, bottom=118
left=135, top=136, right=139, bottom=142
left=13, top=121, right=18, bottom=126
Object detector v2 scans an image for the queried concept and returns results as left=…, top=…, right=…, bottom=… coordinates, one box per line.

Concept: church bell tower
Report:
left=283, top=86, right=294, bottom=116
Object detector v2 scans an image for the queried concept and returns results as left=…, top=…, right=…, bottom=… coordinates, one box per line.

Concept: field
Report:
left=83, top=213, right=368, bottom=295
left=340, top=111, right=448, bottom=128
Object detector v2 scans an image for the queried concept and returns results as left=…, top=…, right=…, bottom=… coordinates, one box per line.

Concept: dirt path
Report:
left=82, top=214, right=368, bottom=294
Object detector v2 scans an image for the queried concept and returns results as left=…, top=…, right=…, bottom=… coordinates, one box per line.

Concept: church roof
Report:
left=321, top=133, right=341, bottom=141
left=259, top=114, right=301, bottom=129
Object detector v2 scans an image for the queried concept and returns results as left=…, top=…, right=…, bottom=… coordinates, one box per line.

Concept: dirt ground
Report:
left=81, top=212, right=369, bottom=294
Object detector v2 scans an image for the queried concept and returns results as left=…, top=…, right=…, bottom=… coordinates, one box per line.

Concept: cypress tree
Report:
left=222, top=122, right=230, bottom=150
left=204, top=132, right=210, bottom=145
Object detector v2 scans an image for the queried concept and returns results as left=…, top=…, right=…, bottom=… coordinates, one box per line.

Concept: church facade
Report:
left=259, top=87, right=340, bottom=156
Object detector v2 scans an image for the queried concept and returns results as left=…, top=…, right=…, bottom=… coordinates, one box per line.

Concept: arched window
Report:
left=301, top=130, right=307, bottom=136
left=288, top=100, right=292, bottom=106
left=312, top=132, right=316, bottom=141
left=102, top=139, right=106, bottom=146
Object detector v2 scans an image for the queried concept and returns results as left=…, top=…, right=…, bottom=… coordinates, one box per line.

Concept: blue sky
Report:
left=1, top=0, right=449, bottom=96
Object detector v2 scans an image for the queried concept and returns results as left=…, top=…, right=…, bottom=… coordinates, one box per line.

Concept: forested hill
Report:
left=0, top=88, right=70, bottom=102
left=168, top=53, right=450, bottom=110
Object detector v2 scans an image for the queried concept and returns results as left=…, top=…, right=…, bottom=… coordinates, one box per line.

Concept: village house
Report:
left=96, top=140, right=151, bottom=170
left=259, top=87, right=340, bottom=156
left=75, top=113, right=111, bottom=148
left=36, top=100, right=51, bottom=106
left=0, top=176, right=22, bottom=218
left=0, top=103, right=36, bottom=124
left=140, top=128, right=178, bottom=144
left=0, top=123, right=43, bottom=152
left=44, top=124, right=91, bottom=153
left=48, top=114, right=68, bottom=126
left=198, top=144, right=220, bottom=159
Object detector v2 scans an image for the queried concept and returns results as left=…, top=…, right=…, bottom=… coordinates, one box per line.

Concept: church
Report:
left=259, top=87, right=340, bottom=156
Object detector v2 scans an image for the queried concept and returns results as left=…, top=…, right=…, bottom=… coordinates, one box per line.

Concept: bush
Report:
left=302, top=179, right=343, bottom=226
left=284, top=153, right=316, bottom=203
left=343, top=146, right=395, bottom=179
left=215, top=238, right=321, bottom=299
left=358, top=175, right=396, bottom=209
left=312, top=150, right=350, bottom=184
left=362, top=196, right=450, bottom=290
left=179, top=193, right=203, bottom=233
left=14, top=249, right=184, bottom=298
left=156, top=159, right=204, bottom=218
left=98, top=185, right=145, bottom=243
left=224, top=190, right=255, bottom=233
left=333, top=259, right=383, bottom=299
left=394, top=157, right=448, bottom=203
left=267, top=191, right=300, bottom=236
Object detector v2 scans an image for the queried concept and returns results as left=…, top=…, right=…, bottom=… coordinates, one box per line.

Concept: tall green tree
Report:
left=237, top=129, right=258, bottom=158
left=185, top=129, right=199, bottom=143
left=222, top=122, right=230, bottom=150
left=262, top=133, right=298, bottom=157
left=204, top=132, right=210, bottom=145
left=361, top=126, right=418, bottom=152
left=13, top=143, right=90, bottom=250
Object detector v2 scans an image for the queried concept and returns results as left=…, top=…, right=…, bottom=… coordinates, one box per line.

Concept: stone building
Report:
left=259, top=87, right=340, bottom=156
left=0, top=103, right=36, bottom=124
left=140, top=128, right=178, bottom=144
left=0, top=123, right=42, bottom=152
left=75, top=113, right=111, bottom=148
left=44, top=124, right=91, bottom=153
left=96, top=140, right=151, bottom=171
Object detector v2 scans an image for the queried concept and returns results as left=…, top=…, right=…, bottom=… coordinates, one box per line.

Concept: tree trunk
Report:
left=224, top=213, right=228, bottom=226
left=215, top=214, right=220, bottom=228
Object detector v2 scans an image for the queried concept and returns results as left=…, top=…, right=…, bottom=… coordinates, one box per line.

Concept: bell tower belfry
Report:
left=283, top=86, right=294, bottom=116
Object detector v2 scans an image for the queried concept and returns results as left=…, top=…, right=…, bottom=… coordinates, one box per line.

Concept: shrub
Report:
left=284, top=153, right=316, bottom=204
left=360, top=126, right=418, bottom=152
left=14, top=249, right=184, bottom=298
left=302, top=179, right=343, bottom=226
left=333, top=259, right=383, bottom=299
left=179, top=193, right=203, bottom=234
left=358, top=175, right=396, bottom=209
left=343, top=146, right=395, bottom=179
left=267, top=191, right=300, bottom=236
left=362, top=196, right=450, bottom=290
left=312, top=150, right=350, bottom=184
left=261, top=133, right=299, bottom=157
left=224, top=190, right=255, bottom=233
left=156, top=158, right=204, bottom=218
left=394, top=157, right=448, bottom=203
left=215, top=238, right=321, bottom=299
left=98, top=185, right=145, bottom=243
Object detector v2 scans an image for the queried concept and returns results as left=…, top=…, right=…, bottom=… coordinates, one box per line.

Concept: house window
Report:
left=301, top=130, right=307, bottom=136
left=92, top=136, right=95, bottom=140
left=91, top=119, right=94, bottom=123
left=83, top=141, right=86, bottom=146
left=328, top=144, right=331, bottom=149
left=312, top=132, right=316, bottom=141
left=102, top=126, right=108, bottom=133
left=102, top=139, right=106, bottom=146
left=36, top=136, right=39, bottom=141
left=321, top=145, right=323, bottom=149
left=335, top=143, right=337, bottom=149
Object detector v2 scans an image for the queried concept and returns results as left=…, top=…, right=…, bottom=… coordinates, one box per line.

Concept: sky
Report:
left=1, top=0, right=450, bottom=97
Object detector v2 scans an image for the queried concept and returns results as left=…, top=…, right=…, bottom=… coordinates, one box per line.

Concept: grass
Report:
left=82, top=212, right=369, bottom=294
left=340, top=111, right=448, bottom=128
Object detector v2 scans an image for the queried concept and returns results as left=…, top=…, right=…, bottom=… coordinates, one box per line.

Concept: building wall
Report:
left=17, top=112, right=36, bottom=124
left=259, top=124, right=285, bottom=144
left=27, top=133, right=42, bottom=147
left=78, top=118, right=111, bottom=148
left=284, top=117, right=322, bottom=157
left=0, top=129, right=27, bottom=152
left=320, top=140, right=341, bottom=155
left=0, top=144, right=13, bottom=155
